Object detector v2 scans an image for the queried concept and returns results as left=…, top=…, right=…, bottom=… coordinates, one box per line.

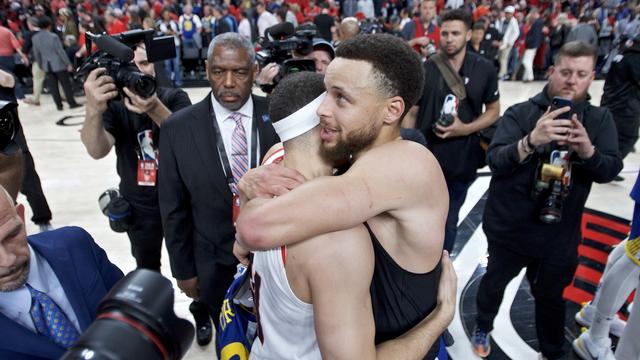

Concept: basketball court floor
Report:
left=15, top=79, right=638, bottom=359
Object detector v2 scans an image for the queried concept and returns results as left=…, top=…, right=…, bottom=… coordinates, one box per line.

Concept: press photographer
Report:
left=470, top=42, right=623, bottom=360
left=80, top=29, right=191, bottom=272
left=254, top=23, right=324, bottom=93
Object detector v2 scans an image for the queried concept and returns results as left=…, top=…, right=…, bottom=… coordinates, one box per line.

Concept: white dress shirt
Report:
left=0, top=244, right=81, bottom=333
left=211, top=94, right=259, bottom=179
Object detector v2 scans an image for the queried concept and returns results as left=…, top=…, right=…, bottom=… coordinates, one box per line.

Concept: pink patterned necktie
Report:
left=229, top=112, right=248, bottom=193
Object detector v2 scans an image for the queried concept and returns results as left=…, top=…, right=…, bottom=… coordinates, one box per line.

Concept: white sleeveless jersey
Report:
left=249, top=246, right=321, bottom=359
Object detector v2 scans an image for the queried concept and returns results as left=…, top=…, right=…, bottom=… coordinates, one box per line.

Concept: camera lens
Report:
left=540, top=193, right=562, bottom=224
left=107, top=197, right=132, bottom=233
left=132, top=75, right=157, bottom=98
left=117, top=66, right=157, bottom=98
left=61, top=270, right=195, bottom=360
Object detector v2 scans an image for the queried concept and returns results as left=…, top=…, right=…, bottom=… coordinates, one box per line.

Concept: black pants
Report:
left=475, top=241, right=577, bottom=359
left=189, top=261, right=237, bottom=348
left=613, top=113, right=639, bottom=160
left=15, top=125, right=51, bottom=224
left=46, top=70, right=77, bottom=109
left=444, top=179, right=472, bottom=252
left=200, top=261, right=238, bottom=325
left=126, top=203, right=163, bottom=271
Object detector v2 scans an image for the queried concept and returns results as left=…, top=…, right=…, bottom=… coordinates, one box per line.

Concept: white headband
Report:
left=273, top=92, right=326, bottom=142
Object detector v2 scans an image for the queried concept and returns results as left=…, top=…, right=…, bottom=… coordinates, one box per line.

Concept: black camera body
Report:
left=433, top=94, right=458, bottom=131
left=85, top=55, right=157, bottom=99
left=61, top=269, right=195, bottom=360
left=0, top=100, right=18, bottom=155
left=256, top=23, right=316, bottom=91
left=99, top=188, right=132, bottom=233
left=78, top=29, right=176, bottom=99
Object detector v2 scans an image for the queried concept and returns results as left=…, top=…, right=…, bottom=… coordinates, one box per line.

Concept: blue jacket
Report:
left=0, top=227, right=124, bottom=359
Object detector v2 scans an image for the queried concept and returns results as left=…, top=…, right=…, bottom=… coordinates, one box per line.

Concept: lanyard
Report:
left=212, top=113, right=258, bottom=194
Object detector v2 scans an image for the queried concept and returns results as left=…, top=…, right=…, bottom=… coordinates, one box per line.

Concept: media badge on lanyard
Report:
left=137, top=129, right=158, bottom=186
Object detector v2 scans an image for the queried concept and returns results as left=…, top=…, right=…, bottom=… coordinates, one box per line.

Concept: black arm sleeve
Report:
left=574, top=109, right=623, bottom=183
left=486, top=106, right=532, bottom=175
left=166, top=88, right=192, bottom=113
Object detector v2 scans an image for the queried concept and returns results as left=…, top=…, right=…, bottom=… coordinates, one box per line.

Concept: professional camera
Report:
left=61, top=269, right=195, bottom=360
left=360, top=18, right=386, bottom=34
left=0, top=100, right=18, bottom=155
left=256, top=23, right=316, bottom=90
left=532, top=154, right=570, bottom=224
left=77, top=29, right=176, bottom=99
left=99, top=188, right=132, bottom=233
left=433, top=94, right=459, bottom=130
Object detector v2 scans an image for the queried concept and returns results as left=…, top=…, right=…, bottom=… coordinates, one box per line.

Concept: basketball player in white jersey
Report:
left=237, top=34, right=455, bottom=358
left=247, top=71, right=455, bottom=359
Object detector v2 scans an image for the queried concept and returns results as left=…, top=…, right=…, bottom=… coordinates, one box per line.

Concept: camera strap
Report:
left=211, top=112, right=258, bottom=194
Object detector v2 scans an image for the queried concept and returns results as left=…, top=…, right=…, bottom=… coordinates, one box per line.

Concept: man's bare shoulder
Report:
left=299, top=225, right=374, bottom=278
left=345, top=138, right=446, bottom=198
left=349, top=139, right=441, bottom=177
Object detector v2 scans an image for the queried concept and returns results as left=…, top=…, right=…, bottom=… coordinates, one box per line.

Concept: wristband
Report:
left=525, top=134, right=535, bottom=150
left=520, top=136, right=533, bottom=154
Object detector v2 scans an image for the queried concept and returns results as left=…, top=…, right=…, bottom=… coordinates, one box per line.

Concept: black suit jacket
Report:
left=159, top=93, right=278, bottom=301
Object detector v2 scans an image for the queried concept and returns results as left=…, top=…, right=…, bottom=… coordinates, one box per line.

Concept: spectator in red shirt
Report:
left=50, top=0, right=68, bottom=17
left=402, top=0, right=440, bottom=53
left=473, top=0, right=490, bottom=22
left=105, top=9, right=127, bottom=35
left=304, top=2, right=322, bottom=22
left=0, top=18, right=28, bottom=99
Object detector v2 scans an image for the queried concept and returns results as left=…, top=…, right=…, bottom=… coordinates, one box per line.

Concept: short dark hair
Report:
left=472, top=21, right=486, bottom=31
left=554, top=41, right=597, bottom=66
left=335, top=34, right=424, bottom=117
left=269, top=72, right=326, bottom=123
left=37, top=16, right=52, bottom=29
left=441, top=9, right=472, bottom=30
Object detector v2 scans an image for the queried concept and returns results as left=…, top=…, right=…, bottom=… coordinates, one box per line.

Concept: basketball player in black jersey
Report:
left=237, top=34, right=455, bottom=358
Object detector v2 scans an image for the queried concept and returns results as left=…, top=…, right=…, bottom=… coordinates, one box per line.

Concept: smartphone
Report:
left=551, top=97, right=573, bottom=120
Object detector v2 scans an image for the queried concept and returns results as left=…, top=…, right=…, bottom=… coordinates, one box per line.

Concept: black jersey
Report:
left=366, top=222, right=442, bottom=360
left=601, top=45, right=640, bottom=117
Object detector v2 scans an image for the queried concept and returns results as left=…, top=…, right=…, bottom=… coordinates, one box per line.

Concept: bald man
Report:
left=0, top=185, right=123, bottom=359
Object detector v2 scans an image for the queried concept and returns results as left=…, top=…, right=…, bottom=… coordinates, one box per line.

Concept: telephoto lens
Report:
left=61, top=269, right=195, bottom=360
left=116, top=64, right=157, bottom=98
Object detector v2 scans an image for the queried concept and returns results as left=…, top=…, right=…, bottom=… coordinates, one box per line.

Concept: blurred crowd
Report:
left=0, top=0, right=639, bottom=98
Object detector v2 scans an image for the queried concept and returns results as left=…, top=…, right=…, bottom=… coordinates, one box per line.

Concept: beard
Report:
left=320, top=124, right=379, bottom=167
left=443, top=42, right=466, bottom=58
left=0, top=261, right=29, bottom=292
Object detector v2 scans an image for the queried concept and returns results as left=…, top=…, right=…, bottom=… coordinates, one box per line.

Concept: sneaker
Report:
left=614, top=175, right=624, bottom=182
left=69, top=102, right=83, bottom=109
left=575, top=302, right=626, bottom=337
left=23, top=98, right=40, bottom=106
left=472, top=326, right=491, bottom=357
left=572, top=331, right=615, bottom=360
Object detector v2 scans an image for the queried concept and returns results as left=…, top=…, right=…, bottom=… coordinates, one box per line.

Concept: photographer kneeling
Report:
left=471, top=42, right=623, bottom=360
left=80, top=38, right=191, bottom=272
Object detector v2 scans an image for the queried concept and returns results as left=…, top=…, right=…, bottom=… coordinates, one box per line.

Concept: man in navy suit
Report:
left=0, top=186, right=124, bottom=359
